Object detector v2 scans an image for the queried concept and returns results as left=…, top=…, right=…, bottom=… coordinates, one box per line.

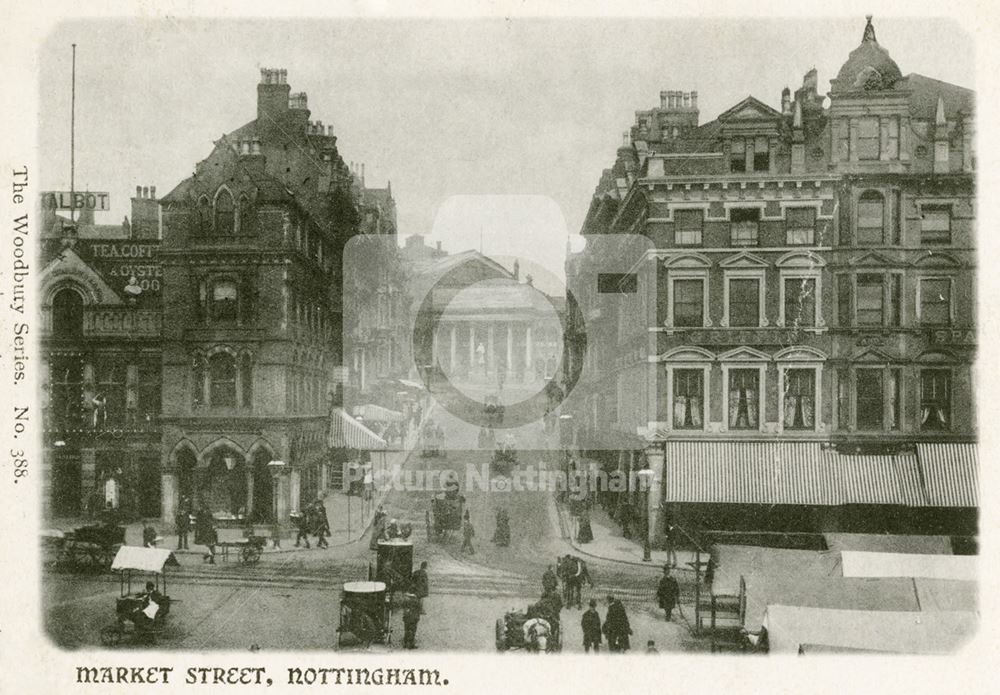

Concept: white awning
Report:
left=762, top=605, right=978, bottom=654
left=841, top=551, right=977, bottom=581
left=111, top=546, right=181, bottom=573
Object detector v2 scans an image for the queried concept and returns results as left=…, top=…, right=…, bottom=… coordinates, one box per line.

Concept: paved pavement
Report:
left=557, top=503, right=705, bottom=573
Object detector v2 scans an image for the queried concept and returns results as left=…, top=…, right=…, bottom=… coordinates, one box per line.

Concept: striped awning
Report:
left=916, top=443, right=979, bottom=507
left=662, top=442, right=939, bottom=507
left=662, top=442, right=835, bottom=505
left=829, top=453, right=926, bottom=506
left=329, top=409, right=387, bottom=450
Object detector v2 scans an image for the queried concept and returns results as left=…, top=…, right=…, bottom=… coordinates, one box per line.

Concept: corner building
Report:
left=567, top=18, right=977, bottom=547
left=158, top=69, right=381, bottom=526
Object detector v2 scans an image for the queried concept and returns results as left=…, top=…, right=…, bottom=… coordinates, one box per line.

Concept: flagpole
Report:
left=70, top=43, right=76, bottom=226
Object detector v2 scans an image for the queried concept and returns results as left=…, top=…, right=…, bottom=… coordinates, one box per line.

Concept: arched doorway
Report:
left=201, top=446, right=247, bottom=514
left=250, top=448, right=274, bottom=522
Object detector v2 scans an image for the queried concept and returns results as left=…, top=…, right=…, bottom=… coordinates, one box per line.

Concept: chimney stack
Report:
left=130, top=184, right=160, bottom=239
left=781, top=87, right=791, bottom=115
left=691, top=91, right=698, bottom=110
left=660, top=90, right=668, bottom=109
left=258, top=67, right=291, bottom=132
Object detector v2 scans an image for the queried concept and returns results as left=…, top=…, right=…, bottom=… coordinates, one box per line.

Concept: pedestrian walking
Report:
left=402, top=596, right=421, bottom=649
left=175, top=497, right=191, bottom=550
left=664, top=519, right=678, bottom=569
left=603, top=595, right=632, bottom=652
left=581, top=598, right=602, bottom=653
left=194, top=504, right=217, bottom=564
left=312, top=499, right=330, bottom=549
left=657, top=565, right=680, bottom=621
left=461, top=510, right=475, bottom=554
left=411, top=561, right=430, bottom=599
left=576, top=506, right=594, bottom=544
left=292, top=510, right=311, bottom=549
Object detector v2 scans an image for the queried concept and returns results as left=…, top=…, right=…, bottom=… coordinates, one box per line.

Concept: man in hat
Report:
left=657, top=565, right=680, bottom=621
left=581, top=598, right=602, bottom=653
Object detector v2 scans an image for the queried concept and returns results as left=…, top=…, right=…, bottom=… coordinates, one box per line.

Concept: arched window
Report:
left=215, top=189, right=235, bottom=235
left=192, top=354, right=206, bottom=407
left=209, top=353, right=237, bottom=406
left=211, top=280, right=238, bottom=322
left=238, top=195, right=255, bottom=235
left=239, top=353, right=253, bottom=408
left=857, top=191, right=885, bottom=245
left=197, top=196, right=212, bottom=235
left=52, top=287, right=84, bottom=337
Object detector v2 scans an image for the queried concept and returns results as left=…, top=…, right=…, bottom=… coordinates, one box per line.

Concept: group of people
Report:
left=171, top=498, right=221, bottom=563
left=369, top=505, right=414, bottom=550
left=580, top=595, right=632, bottom=652
left=292, top=499, right=332, bottom=549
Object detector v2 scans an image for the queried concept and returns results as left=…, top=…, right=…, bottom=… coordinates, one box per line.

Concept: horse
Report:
left=558, top=555, right=591, bottom=609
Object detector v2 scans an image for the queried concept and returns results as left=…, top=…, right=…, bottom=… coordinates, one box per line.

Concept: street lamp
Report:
left=635, top=467, right=655, bottom=562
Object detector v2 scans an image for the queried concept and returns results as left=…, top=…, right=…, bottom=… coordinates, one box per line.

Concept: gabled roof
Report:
left=717, top=96, right=784, bottom=122
left=899, top=73, right=974, bottom=120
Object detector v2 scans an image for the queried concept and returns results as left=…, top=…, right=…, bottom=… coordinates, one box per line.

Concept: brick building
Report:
left=39, top=187, right=164, bottom=520
left=157, top=68, right=394, bottom=526
left=566, top=18, right=977, bottom=546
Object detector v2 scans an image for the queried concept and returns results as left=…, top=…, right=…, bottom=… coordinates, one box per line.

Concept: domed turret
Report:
left=831, top=16, right=903, bottom=93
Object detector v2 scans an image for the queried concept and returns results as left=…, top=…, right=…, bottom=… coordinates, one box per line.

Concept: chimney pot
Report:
left=142, top=186, right=149, bottom=198
left=150, top=186, right=156, bottom=199
left=691, top=91, right=698, bottom=109
left=136, top=185, right=142, bottom=197
left=683, top=92, right=691, bottom=108
left=660, top=90, right=668, bottom=109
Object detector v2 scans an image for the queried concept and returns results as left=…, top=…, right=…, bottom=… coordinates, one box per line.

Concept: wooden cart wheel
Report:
left=495, top=619, right=508, bottom=651
left=100, top=625, right=123, bottom=647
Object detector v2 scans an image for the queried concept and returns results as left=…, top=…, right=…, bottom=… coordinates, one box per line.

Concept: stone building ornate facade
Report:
left=566, top=17, right=977, bottom=544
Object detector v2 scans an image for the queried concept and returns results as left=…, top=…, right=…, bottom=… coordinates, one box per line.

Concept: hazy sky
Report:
left=38, top=16, right=975, bottom=286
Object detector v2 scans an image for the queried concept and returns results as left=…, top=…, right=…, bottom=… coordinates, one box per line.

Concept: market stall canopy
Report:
left=742, top=574, right=977, bottom=631
left=710, top=544, right=841, bottom=598
left=762, top=605, right=978, bottom=654
left=840, top=551, right=977, bottom=581
left=329, top=408, right=387, bottom=450
left=353, top=404, right=405, bottom=423
left=111, top=546, right=181, bottom=574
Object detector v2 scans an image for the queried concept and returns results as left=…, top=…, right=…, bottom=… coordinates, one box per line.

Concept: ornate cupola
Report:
left=830, top=16, right=903, bottom=93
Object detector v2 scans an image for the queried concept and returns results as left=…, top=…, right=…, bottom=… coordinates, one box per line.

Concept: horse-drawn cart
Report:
left=50, top=522, right=126, bottom=571
left=430, top=480, right=465, bottom=542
